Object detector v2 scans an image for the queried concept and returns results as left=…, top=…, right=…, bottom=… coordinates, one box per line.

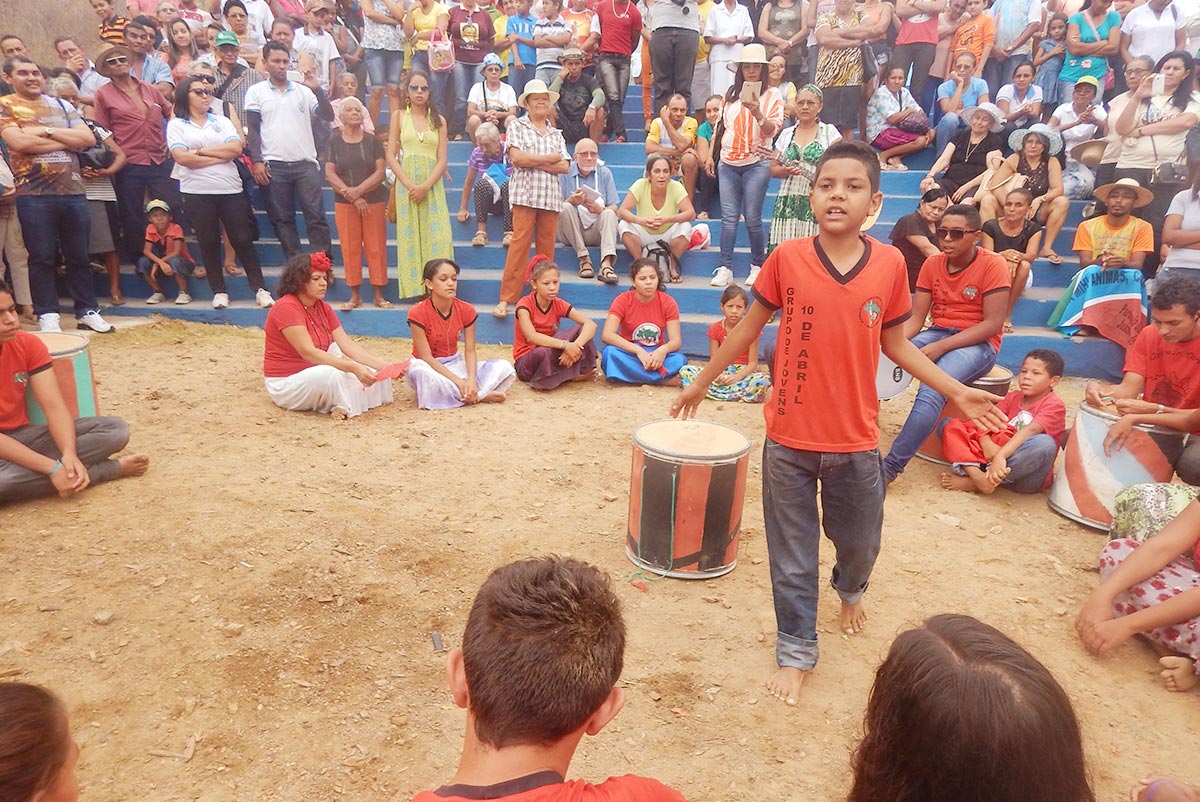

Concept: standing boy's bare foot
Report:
left=117, top=454, right=150, bottom=477
left=1159, top=656, right=1199, bottom=692
left=841, top=599, right=868, bottom=634
left=766, top=666, right=809, bottom=706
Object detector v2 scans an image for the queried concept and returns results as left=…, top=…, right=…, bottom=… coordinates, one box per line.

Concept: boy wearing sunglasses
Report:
left=671, top=141, right=1006, bottom=708
left=883, top=202, right=1011, bottom=482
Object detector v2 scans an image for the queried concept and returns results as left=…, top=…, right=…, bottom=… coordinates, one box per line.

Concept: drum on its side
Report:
left=1049, top=403, right=1183, bottom=530
left=876, top=354, right=912, bottom=400
left=628, top=419, right=751, bottom=579
left=916, top=365, right=1014, bottom=465
left=23, top=332, right=99, bottom=425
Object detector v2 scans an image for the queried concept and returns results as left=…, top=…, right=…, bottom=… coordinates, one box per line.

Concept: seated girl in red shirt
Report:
left=599, top=258, right=686, bottom=385
left=407, top=258, right=516, bottom=409
left=513, top=256, right=598, bottom=390
left=263, top=253, right=400, bottom=420
left=679, top=284, right=770, bottom=403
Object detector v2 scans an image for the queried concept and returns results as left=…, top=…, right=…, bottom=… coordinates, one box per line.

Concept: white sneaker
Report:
left=145, top=292, right=166, bottom=305
left=175, top=292, right=192, bottom=305
left=746, top=264, right=761, bottom=287
left=710, top=266, right=734, bottom=287
left=212, top=293, right=230, bottom=310
left=38, top=313, right=62, bottom=333
left=255, top=288, right=275, bottom=308
left=76, top=310, right=114, bottom=333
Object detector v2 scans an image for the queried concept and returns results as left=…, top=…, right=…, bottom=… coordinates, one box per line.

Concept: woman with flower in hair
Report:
left=262, top=252, right=401, bottom=419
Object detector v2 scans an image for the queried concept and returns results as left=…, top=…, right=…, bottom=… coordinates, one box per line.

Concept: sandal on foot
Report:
left=1003, top=320, right=1014, bottom=333
left=1041, top=251, right=1063, bottom=264
left=375, top=298, right=395, bottom=309
left=471, top=231, right=488, bottom=247
left=501, top=232, right=513, bottom=247
left=492, top=301, right=508, bottom=318
left=578, top=259, right=595, bottom=278
left=598, top=265, right=619, bottom=285
left=341, top=300, right=360, bottom=312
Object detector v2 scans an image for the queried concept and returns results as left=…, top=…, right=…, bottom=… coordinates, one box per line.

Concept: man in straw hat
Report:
left=549, top=45, right=606, bottom=143
left=1075, top=178, right=1154, bottom=275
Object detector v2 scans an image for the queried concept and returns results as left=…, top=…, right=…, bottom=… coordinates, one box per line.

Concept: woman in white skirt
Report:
left=406, top=258, right=516, bottom=409
left=263, top=252, right=398, bottom=419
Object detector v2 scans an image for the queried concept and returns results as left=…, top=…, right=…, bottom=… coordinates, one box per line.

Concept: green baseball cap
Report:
left=214, top=30, right=239, bottom=47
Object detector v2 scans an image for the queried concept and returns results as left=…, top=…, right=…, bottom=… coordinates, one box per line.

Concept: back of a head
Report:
left=462, top=556, right=625, bottom=749
left=849, top=614, right=1093, bottom=802
left=0, top=683, right=68, bottom=802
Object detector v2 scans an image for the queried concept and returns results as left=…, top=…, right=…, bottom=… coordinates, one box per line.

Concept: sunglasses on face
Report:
left=409, top=84, right=429, bottom=91
left=105, top=55, right=129, bottom=64
left=191, top=87, right=213, bottom=96
left=193, top=74, right=215, bottom=82
left=936, top=227, right=978, bottom=240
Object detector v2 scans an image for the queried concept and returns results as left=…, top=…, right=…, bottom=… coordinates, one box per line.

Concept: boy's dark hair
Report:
left=0, top=683, right=70, bottom=802
left=942, top=203, right=982, bottom=230
left=849, top=615, right=1094, bottom=802
left=629, top=256, right=663, bottom=287
left=1151, top=276, right=1200, bottom=315
left=815, top=140, right=881, bottom=194
left=1024, top=348, right=1064, bottom=378
left=262, top=40, right=290, bottom=61
left=462, top=557, right=625, bottom=749
left=719, top=284, right=748, bottom=306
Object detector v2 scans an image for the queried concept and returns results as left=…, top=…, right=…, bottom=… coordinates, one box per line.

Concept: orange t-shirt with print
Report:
left=915, top=248, right=1011, bottom=353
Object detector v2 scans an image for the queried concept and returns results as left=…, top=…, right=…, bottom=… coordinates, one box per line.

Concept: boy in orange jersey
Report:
left=671, top=140, right=1006, bottom=707
left=412, top=556, right=688, bottom=802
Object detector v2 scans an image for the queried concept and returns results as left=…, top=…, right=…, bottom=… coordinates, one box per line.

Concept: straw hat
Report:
left=1009, top=123, right=1064, bottom=156
left=861, top=202, right=882, bottom=232
left=727, top=43, right=769, bottom=71
left=1094, top=178, right=1154, bottom=208
left=95, top=45, right=133, bottom=78
left=961, top=102, right=1004, bottom=133
left=1069, top=138, right=1106, bottom=169
left=518, top=79, right=559, bottom=108
left=558, top=45, right=586, bottom=64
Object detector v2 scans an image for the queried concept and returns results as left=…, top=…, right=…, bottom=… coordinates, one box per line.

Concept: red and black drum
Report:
left=627, top=419, right=751, bottom=579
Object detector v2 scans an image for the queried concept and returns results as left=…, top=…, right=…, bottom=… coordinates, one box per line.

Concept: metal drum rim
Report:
left=1077, top=401, right=1180, bottom=437
left=633, top=418, right=752, bottom=464
left=30, top=331, right=90, bottom=358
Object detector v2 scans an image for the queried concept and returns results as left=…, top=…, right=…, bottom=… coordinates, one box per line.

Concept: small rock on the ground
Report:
left=92, top=611, right=115, bottom=626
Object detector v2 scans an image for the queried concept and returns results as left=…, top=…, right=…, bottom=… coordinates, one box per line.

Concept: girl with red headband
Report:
left=512, top=256, right=598, bottom=389
left=263, top=253, right=402, bottom=419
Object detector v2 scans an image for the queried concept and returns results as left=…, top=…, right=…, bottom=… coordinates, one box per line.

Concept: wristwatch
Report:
left=43, top=126, right=54, bottom=137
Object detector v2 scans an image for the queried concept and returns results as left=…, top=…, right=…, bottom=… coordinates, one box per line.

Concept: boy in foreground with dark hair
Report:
left=939, top=348, right=1067, bottom=495
left=417, top=556, right=687, bottom=802
left=671, top=140, right=1007, bottom=707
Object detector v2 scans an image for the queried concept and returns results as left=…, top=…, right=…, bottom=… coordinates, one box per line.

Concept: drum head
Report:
left=876, top=355, right=913, bottom=400
left=30, top=331, right=89, bottom=357
left=635, top=419, right=750, bottom=461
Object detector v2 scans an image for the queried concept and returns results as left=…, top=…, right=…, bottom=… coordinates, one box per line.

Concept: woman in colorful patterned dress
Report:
left=812, top=0, right=868, bottom=141
left=767, top=84, right=840, bottom=252
left=386, top=70, right=452, bottom=298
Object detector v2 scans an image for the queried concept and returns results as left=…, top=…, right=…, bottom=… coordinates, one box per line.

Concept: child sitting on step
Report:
left=679, top=285, right=770, bottom=403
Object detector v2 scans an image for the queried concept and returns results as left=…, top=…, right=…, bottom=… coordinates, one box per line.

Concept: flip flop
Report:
left=1042, top=251, right=1064, bottom=265
left=375, top=299, right=395, bottom=309
left=1003, top=321, right=1014, bottom=333
left=341, top=300, right=360, bottom=312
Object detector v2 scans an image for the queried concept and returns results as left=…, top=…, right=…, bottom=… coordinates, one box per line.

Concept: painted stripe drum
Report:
left=916, top=365, right=1014, bottom=464
left=627, top=419, right=751, bottom=579
left=1048, top=402, right=1183, bottom=530
left=23, top=333, right=99, bottom=425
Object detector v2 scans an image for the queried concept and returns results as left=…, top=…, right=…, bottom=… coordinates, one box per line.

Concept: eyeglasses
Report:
left=936, top=227, right=978, bottom=240
left=193, top=74, right=215, bottom=82
left=105, top=55, right=129, bottom=64
left=191, top=87, right=213, bottom=96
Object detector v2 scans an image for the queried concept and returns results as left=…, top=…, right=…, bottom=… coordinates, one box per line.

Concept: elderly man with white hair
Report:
left=557, top=138, right=620, bottom=282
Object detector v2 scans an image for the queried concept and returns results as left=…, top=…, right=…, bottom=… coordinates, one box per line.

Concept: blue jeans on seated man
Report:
left=939, top=421, right=1059, bottom=494
left=935, top=111, right=967, bottom=158
left=763, top=440, right=884, bottom=671
left=883, top=326, right=998, bottom=481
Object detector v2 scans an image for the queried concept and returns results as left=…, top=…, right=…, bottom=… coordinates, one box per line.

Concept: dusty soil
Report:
left=1, top=318, right=1195, bottom=802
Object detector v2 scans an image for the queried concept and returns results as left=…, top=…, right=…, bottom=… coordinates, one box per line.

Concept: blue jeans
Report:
left=935, top=111, right=965, bottom=158
left=263, top=160, right=330, bottom=258
left=762, top=439, right=885, bottom=670
left=113, top=160, right=185, bottom=262
left=16, top=194, right=97, bottom=317
left=883, top=326, right=998, bottom=480
left=717, top=158, right=770, bottom=272
left=364, top=47, right=403, bottom=87
left=451, top=62, right=484, bottom=135
left=508, top=63, right=536, bottom=105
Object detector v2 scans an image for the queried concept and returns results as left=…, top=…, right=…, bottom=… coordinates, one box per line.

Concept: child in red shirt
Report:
left=679, top=284, right=770, bottom=403
left=600, top=258, right=686, bottom=384
left=411, top=556, right=689, bottom=802
left=940, top=348, right=1067, bottom=494
left=671, top=141, right=1005, bottom=707
left=136, top=200, right=196, bottom=306
left=513, top=257, right=598, bottom=389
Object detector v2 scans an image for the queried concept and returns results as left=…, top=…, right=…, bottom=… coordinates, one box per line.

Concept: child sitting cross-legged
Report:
left=679, top=285, right=771, bottom=403
left=415, top=556, right=689, bottom=802
left=939, top=348, right=1066, bottom=495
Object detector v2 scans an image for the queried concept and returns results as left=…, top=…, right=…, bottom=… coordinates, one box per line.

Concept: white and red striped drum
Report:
left=23, top=332, right=99, bottom=425
left=916, top=366, right=1014, bottom=464
left=627, top=419, right=751, bottom=579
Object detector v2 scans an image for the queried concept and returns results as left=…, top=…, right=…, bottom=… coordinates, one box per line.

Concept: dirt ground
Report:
left=1, top=318, right=1196, bottom=802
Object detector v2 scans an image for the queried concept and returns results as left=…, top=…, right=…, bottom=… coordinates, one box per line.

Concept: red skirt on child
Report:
left=942, top=419, right=1017, bottom=466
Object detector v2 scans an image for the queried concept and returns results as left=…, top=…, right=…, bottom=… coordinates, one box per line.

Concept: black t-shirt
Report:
left=556, top=73, right=603, bottom=126
left=890, top=210, right=936, bottom=285
left=943, top=129, right=1003, bottom=189
left=323, top=132, right=387, bottom=204
left=981, top=217, right=1042, bottom=255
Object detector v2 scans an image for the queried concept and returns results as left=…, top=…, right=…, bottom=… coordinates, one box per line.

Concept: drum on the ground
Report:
left=916, top=365, right=1014, bottom=465
left=1049, top=403, right=1183, bottom=530
left=23, top=332, right=99, bottom=426
left=876, top=354, right=912, bottom=400
left=628, top=419, right=751, bottom=579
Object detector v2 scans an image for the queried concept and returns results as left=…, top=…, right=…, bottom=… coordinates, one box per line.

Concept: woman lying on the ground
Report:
left=263, top=252, right=397, bottom=419
left=1077, top=497, right=1200, bottom=693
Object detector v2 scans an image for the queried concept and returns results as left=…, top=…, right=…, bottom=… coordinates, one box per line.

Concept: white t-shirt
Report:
left=1121, top=2, right=1187, bottom=65
left=293, top=28, right=341, bottom=91
left=1052, top=100, right=1108, bottom=155
left=703, top=2, right=754, bottom=63
left=468, top=80, right=518, bottom=113
left=166, top=113, right=245, bottom=194
left=242, top=0, right=276, bottom=40
left=996, top=83, right=1044, bottom=123
left=1115, top=93, right=1200, bottom=170
left=244, top=80, right=321, bottom=162
left=1163, top=188, right=1200, bottom=270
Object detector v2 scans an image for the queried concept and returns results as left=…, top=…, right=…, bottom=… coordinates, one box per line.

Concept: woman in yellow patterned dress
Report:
left=812, top=0, right=867, bottom=141
left=386, top=70, right=453, bottom=298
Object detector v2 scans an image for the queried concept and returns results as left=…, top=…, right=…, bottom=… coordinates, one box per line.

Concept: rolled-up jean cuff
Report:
left=833, top=581, right=867, bottom=606
left=776, top=631, right=819, bottom=671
